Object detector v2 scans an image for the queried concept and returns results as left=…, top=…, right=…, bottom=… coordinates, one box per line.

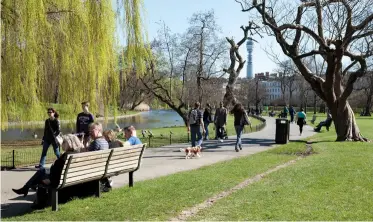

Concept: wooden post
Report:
left=129, top=172, right=134, bottom=187
left=95, top=180, right=101, bottom=197
left=51, top=189, right=58, bottom=211
left=12, top=150, right=15, bottom=169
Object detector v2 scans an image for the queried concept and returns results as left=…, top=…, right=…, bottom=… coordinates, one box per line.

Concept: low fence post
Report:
left=169, top=134, right=172, bottom=145
left=148, top=136, right=151, bottom=147
left=12, top=150, right=15, bottom=169
left=187, top=132, right=190, bottom=143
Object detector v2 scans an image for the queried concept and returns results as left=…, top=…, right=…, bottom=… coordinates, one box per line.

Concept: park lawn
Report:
left=189, top=117, right=373, bottom=221
left=6, top=142, right=307, bottom=220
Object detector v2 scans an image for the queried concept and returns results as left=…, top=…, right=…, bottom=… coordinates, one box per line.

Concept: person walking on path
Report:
left=35, top=108, right=61, bottom=169
left=289, top=106, right=296, bottom=123
left=203, top=103, right=213, bottom=140
left=296, top=108, right=307, bottom=136
left=187, top=102, right=205, bottom=147
left=230, top=103, right=251, bottom=152
left=283, top=105, right=289, bottom=118
left=76, top=101, right=94, bottom=148
left=214, top=102, right=227, bottom=141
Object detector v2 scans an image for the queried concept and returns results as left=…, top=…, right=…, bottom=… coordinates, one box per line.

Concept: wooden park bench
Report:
left=50, top=144, right=146, bottom=211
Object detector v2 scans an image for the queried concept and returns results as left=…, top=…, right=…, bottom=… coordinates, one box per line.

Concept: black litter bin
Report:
left=275, top=118, right=289, bottom=144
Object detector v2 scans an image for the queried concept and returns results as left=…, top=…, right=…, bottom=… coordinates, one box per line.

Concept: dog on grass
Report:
left=180, top=146, right=202, bottom=159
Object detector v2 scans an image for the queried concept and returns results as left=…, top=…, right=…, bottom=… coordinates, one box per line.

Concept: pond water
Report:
left=1, top=110, right=184, bottom=141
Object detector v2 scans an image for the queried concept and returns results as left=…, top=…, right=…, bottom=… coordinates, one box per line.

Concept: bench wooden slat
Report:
left=66, top=162, right=108, bottom=173
left=110, top=148, right=142, bottom=156
left=109, top=156, right=139, bottom=165
left=109, top=152, right=141, bottom=161
left=68, top=149, right=112, bottom=158
left=64, top=158, right=108, bottom=169
left=107, top=165, right=137, bottom=174
left=64, top=171, right=104, bottom=184
left=66, top=166, right=107, bottom=178
left=70, top=153, right=112, bottom=164
left=108, top=161, right=138, bottom=171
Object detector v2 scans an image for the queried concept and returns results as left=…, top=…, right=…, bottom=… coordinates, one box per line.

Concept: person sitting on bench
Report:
left=314, top=111, right=333, bottom=132
left=12, top=134, right=84, bottom=208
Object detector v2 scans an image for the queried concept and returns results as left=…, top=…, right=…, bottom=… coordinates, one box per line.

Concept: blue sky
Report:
left=115, top=0, right=281, bottom=77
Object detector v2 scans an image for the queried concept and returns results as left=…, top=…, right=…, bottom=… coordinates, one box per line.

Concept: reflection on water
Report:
left=1, top=110, right=184, bottom=141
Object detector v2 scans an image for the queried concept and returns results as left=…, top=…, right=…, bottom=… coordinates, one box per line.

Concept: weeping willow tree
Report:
left=1, top=0, right=148, bottom=130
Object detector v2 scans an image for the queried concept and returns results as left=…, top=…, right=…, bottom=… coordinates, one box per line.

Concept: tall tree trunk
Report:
left=223, top=83, right=237, bottom=108
left=330, top=101, right=367, bottom=141
left=365, top=92, right=372, bottom=116
left=313, top=93, right=317, bottom=114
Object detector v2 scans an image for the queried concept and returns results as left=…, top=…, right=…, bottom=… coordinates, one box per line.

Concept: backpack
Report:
left=189, top=109, right=199, bottom=125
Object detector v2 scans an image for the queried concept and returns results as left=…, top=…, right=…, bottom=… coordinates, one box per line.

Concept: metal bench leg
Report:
left=129, top=172, right=134, bottom=187
left=51, top=189, right=58, bottom=211
left=95, top=180, right=101, bottom=197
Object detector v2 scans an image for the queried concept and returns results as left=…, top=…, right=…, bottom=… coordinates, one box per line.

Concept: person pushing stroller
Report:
left=214, top=102, right=228, bottom=142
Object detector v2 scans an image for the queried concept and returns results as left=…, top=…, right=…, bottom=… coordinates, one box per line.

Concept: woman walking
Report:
left=35, top=108, right=61, bottom=168
left=203, top=103, right=212, bottom=140
left=230, top=103, right=251, bottom=152
left=296, top=108, right=307, bottom=136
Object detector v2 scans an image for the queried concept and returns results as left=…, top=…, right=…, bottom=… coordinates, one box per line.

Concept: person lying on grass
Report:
left=12, top=134, right=84, bottom=207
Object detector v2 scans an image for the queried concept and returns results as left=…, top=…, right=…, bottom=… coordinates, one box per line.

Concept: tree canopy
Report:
left=1, top=0, right=148, bottom=129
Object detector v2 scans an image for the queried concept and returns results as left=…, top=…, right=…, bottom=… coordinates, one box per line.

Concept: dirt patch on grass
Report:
left=169, top=157, right=303, bottom=221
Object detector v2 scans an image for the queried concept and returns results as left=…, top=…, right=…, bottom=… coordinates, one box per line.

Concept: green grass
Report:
left=7, top=117, right=371, bottom=221
left=6, top=144, right=299, bottom=221
left=188, top=117, right=373, bottom=221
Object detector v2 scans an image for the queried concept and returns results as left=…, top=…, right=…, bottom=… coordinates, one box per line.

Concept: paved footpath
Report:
left=1, top=117, right=315, bottom=218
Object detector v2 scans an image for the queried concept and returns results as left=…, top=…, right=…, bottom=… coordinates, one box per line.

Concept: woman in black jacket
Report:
left=36, top=108, right=61, bottom=168
left=230, top=103, right=250, bottom=152
left=12, top=134, right=83, bottom=197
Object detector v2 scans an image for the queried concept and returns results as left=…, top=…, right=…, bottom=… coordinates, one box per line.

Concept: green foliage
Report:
left=1, top=0, right=148, bottom=129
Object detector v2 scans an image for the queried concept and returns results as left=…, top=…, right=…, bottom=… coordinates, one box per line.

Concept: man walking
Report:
left=76, top=101, right=94, bottom=148
left=203, top=103, right=213, bottom=140
left=187, top=102, right=205, bottom=147
left=283, top=105, right=289, bottom=119
left=289, top=105, right=295, bottom=123
left=214, top=102, right=227, bottom=141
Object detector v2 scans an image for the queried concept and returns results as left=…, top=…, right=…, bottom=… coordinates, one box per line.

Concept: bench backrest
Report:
left=57, top=144, right=146, bottom=189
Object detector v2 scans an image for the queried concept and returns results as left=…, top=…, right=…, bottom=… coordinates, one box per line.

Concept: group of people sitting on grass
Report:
left=12, top=102, right=142, bottom=209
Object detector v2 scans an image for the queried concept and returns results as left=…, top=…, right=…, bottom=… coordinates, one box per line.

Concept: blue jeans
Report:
left=39, top=140, right=60, bottom=167
left=203, top=122, right=210, bottom=139
left=190, top=125, right=203, bottom=147
left=234, top=125, right=244, bottom=148
left=25, top=168, right=48, bottom=188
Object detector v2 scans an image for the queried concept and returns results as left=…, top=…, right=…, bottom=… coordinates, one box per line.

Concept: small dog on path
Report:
left=180, top=146, right=202, bottom=159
